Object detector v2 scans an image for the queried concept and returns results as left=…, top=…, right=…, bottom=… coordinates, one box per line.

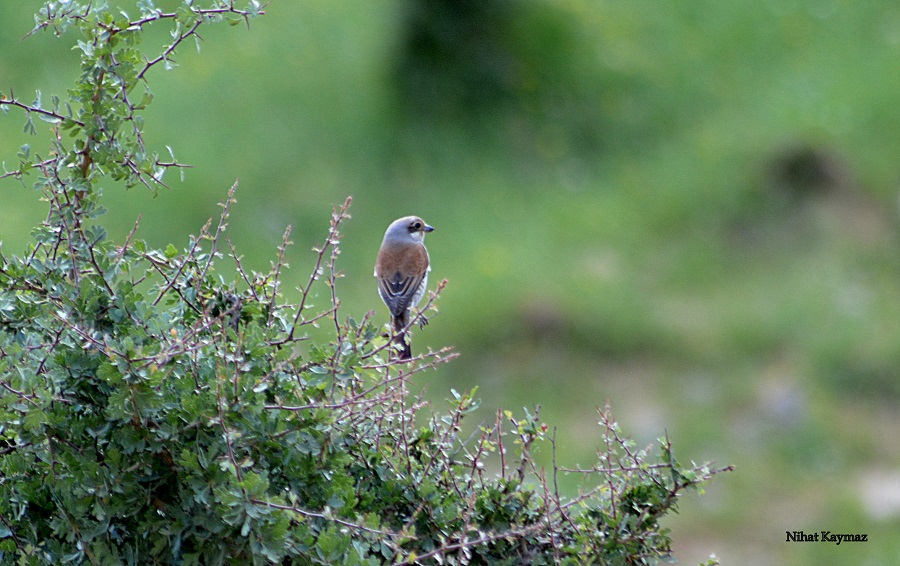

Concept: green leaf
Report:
left=23, top=114, right=36, bottom=135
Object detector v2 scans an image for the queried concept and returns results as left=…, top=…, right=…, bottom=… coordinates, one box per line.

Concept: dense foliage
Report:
left=0, top=2, right=726, bottom=563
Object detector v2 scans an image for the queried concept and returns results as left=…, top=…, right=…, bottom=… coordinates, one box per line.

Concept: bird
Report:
left=374, top=216, right=434, bottom=360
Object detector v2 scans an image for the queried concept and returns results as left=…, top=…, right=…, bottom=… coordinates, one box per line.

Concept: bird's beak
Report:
left=424, top=225, right=434, bottom=232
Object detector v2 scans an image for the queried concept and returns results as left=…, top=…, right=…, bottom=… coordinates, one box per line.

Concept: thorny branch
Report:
left=2, top=3, right=260, bottom=192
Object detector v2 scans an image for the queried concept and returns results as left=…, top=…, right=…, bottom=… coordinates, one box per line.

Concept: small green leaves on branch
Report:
left=2, top=1, right=263, bottom=193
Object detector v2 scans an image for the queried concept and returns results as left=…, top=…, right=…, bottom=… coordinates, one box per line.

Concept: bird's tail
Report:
left=392, top=313, right=412, bottom=361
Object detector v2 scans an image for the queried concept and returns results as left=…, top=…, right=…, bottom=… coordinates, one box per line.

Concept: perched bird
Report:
left=374, top=216, right=434, bottom=360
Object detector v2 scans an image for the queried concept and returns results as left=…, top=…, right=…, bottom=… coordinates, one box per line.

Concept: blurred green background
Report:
left=2, top=1, right=900, bottom=563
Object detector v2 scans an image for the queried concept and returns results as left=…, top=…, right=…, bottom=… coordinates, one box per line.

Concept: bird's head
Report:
left=385, top=216, right=433, bottom=243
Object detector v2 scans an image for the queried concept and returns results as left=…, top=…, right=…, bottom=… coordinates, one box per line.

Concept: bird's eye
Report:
left=412, top=222, right=422, bottom=230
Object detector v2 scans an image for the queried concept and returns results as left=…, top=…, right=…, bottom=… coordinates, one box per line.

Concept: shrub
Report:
left=0, top=2, right=728, bottom=563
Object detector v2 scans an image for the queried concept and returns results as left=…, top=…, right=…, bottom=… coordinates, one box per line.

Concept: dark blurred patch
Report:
left=763, top=143, right=895, bottom=243
left=394, top=0, right=521, bottom=113
left=391, top=0, right=617, bottom=155
left=766, top=144, right=853, bottom=200
left=394, top=0, right=577, bottom=112
left=729, top=143, right=887, bottom=249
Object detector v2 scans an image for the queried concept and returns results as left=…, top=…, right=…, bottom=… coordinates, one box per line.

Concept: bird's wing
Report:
left=378, top=271, right=426, bottom=319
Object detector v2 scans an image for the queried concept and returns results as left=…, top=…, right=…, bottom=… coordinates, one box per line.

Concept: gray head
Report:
left=382, top=216, right=434, bottom=244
